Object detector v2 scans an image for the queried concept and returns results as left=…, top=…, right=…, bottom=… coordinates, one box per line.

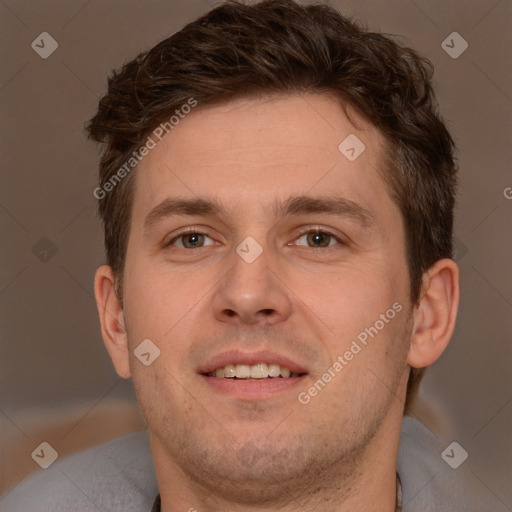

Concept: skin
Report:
left=95, top=93, right=459, bottom=511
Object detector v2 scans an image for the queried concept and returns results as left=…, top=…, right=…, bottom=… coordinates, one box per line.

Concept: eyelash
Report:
left=164, top=226, right=346, bottom=250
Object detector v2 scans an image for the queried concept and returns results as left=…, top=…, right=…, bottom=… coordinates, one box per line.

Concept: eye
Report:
left=167, top=231, right=216, bottom=249
left=294, top=229, right=342, bottom=248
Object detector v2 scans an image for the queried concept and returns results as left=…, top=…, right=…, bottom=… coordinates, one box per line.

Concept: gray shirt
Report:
left=0, top=417, right=479, bottom=511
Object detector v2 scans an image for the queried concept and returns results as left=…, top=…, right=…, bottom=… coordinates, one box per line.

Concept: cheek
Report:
left=123, top=261, right=207, bottom=341
left=131, top=362, right=178, bottom=437
left=288, top=261, right=411, bottom=386
left=289, top=264, right=402, bottom=333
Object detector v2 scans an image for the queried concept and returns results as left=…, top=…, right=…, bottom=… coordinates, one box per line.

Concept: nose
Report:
left=211, top=241, right=293, bottom=326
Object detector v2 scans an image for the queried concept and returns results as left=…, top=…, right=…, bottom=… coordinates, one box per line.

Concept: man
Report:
left=2, top=1, right=468, bottom=510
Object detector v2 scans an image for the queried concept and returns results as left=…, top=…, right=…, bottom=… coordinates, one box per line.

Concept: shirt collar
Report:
left=151, top=493, right=161, bottom=512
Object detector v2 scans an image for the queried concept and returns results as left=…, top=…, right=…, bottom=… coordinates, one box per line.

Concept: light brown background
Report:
left=1, top=0, right=511, bottom=508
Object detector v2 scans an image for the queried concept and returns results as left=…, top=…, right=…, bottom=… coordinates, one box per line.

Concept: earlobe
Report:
left=94, top=265, right=131, bottom=379
left=407, top=258, right=460, bottom=369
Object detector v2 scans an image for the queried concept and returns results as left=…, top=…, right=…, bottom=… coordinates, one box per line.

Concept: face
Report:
left=119, top=94, right=413, bottom=500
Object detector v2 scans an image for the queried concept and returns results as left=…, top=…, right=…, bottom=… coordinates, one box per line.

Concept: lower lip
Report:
left=200, top=375, right=307, bottom=400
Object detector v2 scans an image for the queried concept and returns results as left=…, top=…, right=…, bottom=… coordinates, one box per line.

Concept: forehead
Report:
left=130, top=93, right=393, bottom=223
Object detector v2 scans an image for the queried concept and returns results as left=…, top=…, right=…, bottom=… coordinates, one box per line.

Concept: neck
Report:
left=152, top=409, right=403, bottom=512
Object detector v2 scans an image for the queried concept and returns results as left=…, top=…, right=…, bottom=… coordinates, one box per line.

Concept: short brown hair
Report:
left=87, top=0, right=457, bottom=412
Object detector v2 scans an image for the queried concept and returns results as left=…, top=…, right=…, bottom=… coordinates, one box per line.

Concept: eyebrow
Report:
left=142, top=195, right=375, bottom=236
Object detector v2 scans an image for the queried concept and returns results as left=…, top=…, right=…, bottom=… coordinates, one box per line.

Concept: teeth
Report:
left=208, top=363, right=301, bottom=379
left=251, top=363, right=268, bottom=379
left=280, top=366, right=291, bottom=378
left=224, top=364, right=235, bottom=378
left=235, top=364, right=251, bottom=379
left=268, top=363, right=281, bottom=377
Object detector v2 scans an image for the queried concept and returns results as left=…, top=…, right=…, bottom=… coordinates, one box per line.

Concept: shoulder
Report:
left=2, top=420, right=482, bottom=512
left=398, top=416, right=480, bottom=512
left=0, top=430, right=157, bottom=512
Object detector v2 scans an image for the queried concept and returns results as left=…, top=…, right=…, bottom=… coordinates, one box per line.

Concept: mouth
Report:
left=198, top=351, right=309, bottom=399
left=204, top=362, right=306, bottom=380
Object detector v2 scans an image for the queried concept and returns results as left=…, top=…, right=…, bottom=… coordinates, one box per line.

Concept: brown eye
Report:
left=168, top=232, right=215, bottom=249
left=181, top=233, right=205, bottom=248
left=306, top=232, right=332, bottom=247
left=294, top=230, right=340, bottom=248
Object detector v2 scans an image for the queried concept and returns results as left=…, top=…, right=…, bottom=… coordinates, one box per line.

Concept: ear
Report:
left=94, top=265, right=131, bottom=379
left=407, top=258, right=460, bottom=369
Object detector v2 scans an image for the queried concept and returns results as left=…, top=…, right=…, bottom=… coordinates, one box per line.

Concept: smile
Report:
left=205, top=362, right=305, bottom=379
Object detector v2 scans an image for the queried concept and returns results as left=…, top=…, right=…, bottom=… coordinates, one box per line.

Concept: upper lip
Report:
left=198, top=349, right=309, bottom=375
